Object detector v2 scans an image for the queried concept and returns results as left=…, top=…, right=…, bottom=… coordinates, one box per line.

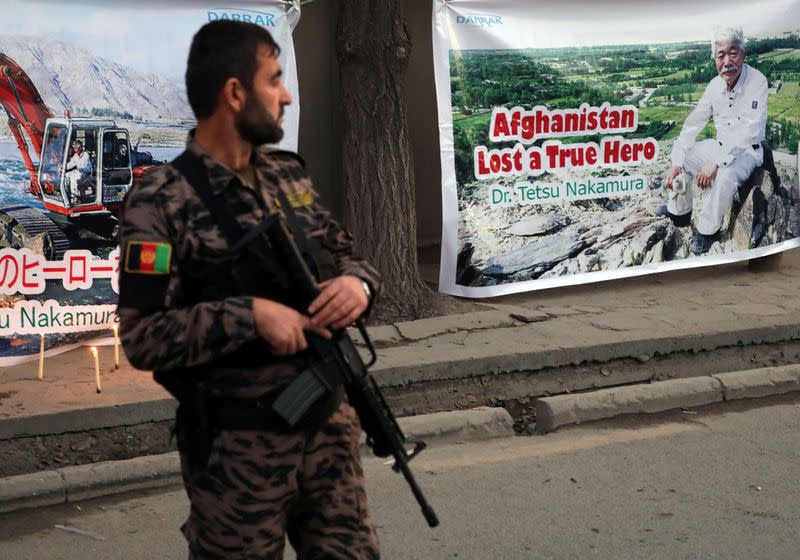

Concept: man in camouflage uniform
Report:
left=118, top=20, right=382, bottom=560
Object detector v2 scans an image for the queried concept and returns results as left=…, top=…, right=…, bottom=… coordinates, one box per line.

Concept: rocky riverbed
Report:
left=456, top=139, right=800, bottom=286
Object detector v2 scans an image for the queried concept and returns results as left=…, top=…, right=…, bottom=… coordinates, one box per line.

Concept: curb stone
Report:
left=398, top=406, right=515, bottom=445
left=535, top=364, right=800, bottom=433
left=535, top=377, right=724, bottom=433
left=715, top=366, right=800, bottom=400
left=0, top=470, right=65, bottom=514
left=61, top=453, right=184, bottom=503
left=0, top=407, right=514, bottom=514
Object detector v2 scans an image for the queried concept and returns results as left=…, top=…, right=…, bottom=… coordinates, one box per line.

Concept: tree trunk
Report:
left=336, top=0, right=445, bottom=323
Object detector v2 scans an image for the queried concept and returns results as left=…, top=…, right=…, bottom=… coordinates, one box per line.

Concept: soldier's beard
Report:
left=235, top=95, right=284, bottom=146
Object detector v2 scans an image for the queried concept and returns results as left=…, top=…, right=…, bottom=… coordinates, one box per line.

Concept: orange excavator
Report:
left=0, top=53, right=163, bottom=258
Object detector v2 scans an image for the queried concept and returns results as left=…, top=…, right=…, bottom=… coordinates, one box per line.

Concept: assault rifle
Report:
left=239, top=212, right=439, bottom=528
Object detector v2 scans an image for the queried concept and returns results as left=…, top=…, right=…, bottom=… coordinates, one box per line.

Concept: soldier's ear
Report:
left=221, top=77, right=246, bottom=114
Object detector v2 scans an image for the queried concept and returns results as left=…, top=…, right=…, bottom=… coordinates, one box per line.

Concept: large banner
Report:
left=433, top=0, right=800, bottom=297
left=0, top=0, right=302, bottom=364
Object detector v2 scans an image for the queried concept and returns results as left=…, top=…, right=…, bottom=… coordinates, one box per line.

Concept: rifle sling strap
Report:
left=171, top=151, right=245, bottom=246
left=171, top=151, right=291, bottom=280
left=170, top=150, right=343, bottom=428
left=172, top=151, right=312, bottom=256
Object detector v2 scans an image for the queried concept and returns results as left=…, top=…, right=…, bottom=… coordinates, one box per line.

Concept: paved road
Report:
left=1, top=393, right=798, bottom=559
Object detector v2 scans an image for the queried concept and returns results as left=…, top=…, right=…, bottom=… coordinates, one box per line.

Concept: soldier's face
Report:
left=235, top=48, right=292, bottom=146
left=714, top=41, right=745, bottom=89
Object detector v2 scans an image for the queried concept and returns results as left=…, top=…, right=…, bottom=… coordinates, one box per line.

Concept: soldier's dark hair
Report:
left=185, top=20, right=281, bottom=119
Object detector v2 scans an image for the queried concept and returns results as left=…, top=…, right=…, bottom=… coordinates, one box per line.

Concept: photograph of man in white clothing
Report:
left=660, top=27, right=768, bottom=255
left=65, top=138, right=93, bottom=203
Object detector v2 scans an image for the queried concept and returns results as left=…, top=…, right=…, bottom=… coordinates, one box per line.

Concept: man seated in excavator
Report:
left=65, top=138, right=93, bottom=203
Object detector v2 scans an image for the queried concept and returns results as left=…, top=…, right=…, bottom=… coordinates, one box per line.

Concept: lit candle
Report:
left=112, top=324, right=120, bottom=369
left=38, top=334, right=44, bottom=381
left=91, top=346, right=101, bottom=393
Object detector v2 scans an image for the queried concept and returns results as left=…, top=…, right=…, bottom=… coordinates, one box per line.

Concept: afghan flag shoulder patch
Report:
left=125, top=241, right=172, bottom=275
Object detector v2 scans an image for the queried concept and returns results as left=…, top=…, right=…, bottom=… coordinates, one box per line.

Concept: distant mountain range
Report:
left=0, top=36, right=192, bottom=121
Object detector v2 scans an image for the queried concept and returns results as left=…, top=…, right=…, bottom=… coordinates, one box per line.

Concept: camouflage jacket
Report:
left=117, top=135, right=382, bottom=398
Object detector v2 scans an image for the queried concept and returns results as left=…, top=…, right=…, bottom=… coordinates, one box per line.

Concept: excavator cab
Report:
left=38, top=118, right=133, bottom=216
left=1, top=52, right=147, bottom=258
left=101, top=129, right=134, bottom=206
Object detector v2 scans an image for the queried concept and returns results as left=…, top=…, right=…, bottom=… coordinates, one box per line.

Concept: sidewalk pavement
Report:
left=2, top=249, right=800, bottom=512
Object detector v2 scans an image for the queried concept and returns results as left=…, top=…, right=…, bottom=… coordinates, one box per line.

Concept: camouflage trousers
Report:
left=179, top=400, right=380, bottom=559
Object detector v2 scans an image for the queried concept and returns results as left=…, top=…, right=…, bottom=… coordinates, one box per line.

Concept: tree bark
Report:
left=336, top=0, right=445, bottom=322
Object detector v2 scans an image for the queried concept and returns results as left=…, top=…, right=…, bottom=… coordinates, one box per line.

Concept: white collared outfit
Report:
left=66, top=151, right=93, bottom=198
left=668, top=64, right=768, bottom=235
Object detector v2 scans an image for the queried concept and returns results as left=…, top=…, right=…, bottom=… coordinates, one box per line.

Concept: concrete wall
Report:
left=403, top=0, right=443, bottom=248
left=292, top=1, right=442, bottom=248
left=292, top=1, right=341, bottom=214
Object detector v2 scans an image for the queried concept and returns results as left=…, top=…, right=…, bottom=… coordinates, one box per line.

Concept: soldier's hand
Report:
left=697, top=163, right=719, bottom=188
left=308, top=275, right=369, bottom=330
left=253, top=298, right=331, bottom=356
left=665, top=165, right=683, bottom=189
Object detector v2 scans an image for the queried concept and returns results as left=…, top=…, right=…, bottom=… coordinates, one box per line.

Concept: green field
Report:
left=637, top=106, right=692, bottom=121
left=617, top=69, right=694, bottom=87
left=561, top=74, right=600, bottom=82
left=758, top=48, right=800, bottom=61
left=650, top=83, right=705, bottom=102
left=768, top=81, right=800, bottom=122
left=654, top=69, right=694, bottom=83
left=637, top=106, right=693, bottom=139
left=453, top=112, right=492, bottom=128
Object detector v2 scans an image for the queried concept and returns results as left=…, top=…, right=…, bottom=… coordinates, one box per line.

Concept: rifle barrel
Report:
left=398, top=460, right=439, bottom=527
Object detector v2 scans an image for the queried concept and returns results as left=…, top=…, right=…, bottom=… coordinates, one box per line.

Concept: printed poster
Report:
left=433, top=0, right=800, bottom=297
left=0, top=0, right=302, bottom=364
